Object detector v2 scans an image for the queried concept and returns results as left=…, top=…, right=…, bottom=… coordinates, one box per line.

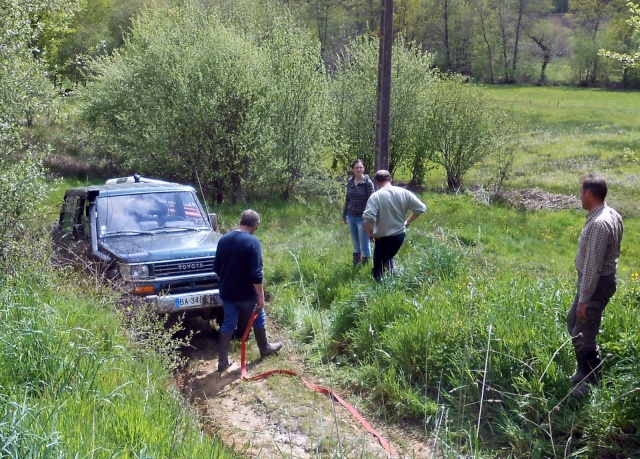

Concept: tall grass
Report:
left=0, top=265, right=234, bottom=458
left=247, top=192, right=640, bottom=458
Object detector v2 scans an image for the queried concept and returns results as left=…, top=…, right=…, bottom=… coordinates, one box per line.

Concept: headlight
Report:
left=119, top=264, right=150, bottom=281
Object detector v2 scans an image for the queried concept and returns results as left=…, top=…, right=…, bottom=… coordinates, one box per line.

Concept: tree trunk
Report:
left=444, top=0, right=452, bottom=71
left=447, top=172, right=461, bottom=190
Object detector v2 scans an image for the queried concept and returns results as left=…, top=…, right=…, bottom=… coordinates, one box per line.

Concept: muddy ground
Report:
left=175, top=318, right=434, bottom=458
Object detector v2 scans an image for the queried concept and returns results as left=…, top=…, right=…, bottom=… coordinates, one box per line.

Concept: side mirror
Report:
left=208, top=213, right=218, bottom=232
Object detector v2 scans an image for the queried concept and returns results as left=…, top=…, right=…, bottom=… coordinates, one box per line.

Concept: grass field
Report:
left=247, top=86, right=640, bottom=458
left=30, top=84, right=640, bottom=458
left=482, top=86, right=640, bottom=217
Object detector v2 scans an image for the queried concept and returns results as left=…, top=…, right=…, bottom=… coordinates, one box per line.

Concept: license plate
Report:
left=176, top=295, right=203, bottom=307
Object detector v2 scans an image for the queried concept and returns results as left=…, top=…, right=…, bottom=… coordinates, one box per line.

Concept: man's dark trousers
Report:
left=372, top=233, right=405, bottom=282
left=566, top=273, right=616, bottom=382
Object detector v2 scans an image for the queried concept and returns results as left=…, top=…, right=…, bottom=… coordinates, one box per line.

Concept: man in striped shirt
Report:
left=567, top=173, right=623, bottom=398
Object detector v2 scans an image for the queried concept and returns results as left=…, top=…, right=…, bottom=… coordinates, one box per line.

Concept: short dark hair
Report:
left=374, top=170, right=392, bottom=183
left=240, top=209, right=260, bottom=227
left=581, top=173, right=608, bottom=201
left=351, top=159, right=364, bottom=169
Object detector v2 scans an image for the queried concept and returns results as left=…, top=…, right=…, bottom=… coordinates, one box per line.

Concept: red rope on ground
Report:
left=239, top=310, right=398, bottom=457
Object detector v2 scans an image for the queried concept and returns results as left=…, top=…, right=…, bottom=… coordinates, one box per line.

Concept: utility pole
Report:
left=375, top=0, right=393, bottom=172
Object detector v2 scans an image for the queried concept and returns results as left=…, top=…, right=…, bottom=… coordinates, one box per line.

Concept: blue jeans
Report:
left=347, top=215, right=371, bottom=257
left=221, top=299, right=266, bottom=334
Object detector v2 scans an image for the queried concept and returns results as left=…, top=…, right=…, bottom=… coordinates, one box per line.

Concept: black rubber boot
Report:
left=254, top=328, right=283, bottom=357
left=216, top=332, right=234, bottom=372
left=570, top=368, right=585, bottom=385
left=571, top=348, right=601, bottom=398
left=570, top=347, right=587, bottom=385
left=585, top=347, right=602, bottom=384
left=361, top=257, right=370, bottom=264
left=353, top=252, right=362, bottom=266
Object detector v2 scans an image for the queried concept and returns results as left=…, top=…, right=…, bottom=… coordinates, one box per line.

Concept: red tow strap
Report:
left=239, top=311, right=398, bottom=457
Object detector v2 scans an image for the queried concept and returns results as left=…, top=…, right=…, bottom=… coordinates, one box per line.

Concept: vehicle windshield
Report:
left=96, top=191, right=209, bottom=236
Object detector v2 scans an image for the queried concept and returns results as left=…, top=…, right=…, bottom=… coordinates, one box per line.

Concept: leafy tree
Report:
left=472, top=0, right=500, bottom=82
left=1, top=0, right=59, bottom=127
left=420, top=0, right=475, bottom=74
left=331, top=37, right=379, bottom=174
left=52, top=0, right=178, bottom=85
left=493, top=0, right=553, bottom=82
left=415, top=75, right=514, bottom=190
left=78, top=5, right=270, bottom=203
left=331, top=36, right=436, bottom=179
left=79, top=1, right=334, bottom=202
left=251, top=12, right=334, bottom=200
left=527, top=17, right=567, bottom=84
left=569, top=0, right=627, bottom=84
left=599, top=1, right=640, bottom=69
left=0, top=0, right=56, bottom=275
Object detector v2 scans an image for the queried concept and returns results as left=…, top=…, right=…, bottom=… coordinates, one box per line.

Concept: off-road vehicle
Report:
left=53, top=175, right=223, bottom=321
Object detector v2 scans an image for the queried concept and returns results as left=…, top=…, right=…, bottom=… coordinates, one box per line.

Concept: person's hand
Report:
left=577, top=302, right=587, bottom=321
left=342, top=219, right=347, bottom=225
left=256, top=297, right=265, bottom=310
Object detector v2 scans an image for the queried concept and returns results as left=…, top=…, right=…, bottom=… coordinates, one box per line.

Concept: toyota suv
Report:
left=53, top=175, right=222, bottom=319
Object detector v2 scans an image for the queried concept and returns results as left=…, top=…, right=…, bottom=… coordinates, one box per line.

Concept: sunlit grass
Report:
left=0, top=267, right=233, bottom=458
left=477, top=86, right=640, bottom=217
left=255, top=192, right=639, bottom=458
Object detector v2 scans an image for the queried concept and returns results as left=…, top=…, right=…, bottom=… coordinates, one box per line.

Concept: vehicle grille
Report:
left=153, top=257, right=215, bottom=277
left=162, top=278, right=218, bottom=294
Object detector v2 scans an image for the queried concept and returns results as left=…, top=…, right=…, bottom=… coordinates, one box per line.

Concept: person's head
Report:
left=351, top=159, right=365, bottom=176
left=239, top=209, right=260, bottom=233
left=374, top=170, right=392, bottom=184
left=580, top=173, right=607, bottom=210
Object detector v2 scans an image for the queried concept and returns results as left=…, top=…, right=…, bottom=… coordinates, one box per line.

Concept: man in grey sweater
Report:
left=363, top=170, right=426, bottom=281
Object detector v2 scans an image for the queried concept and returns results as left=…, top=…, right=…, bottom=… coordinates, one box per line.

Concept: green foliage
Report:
left=330, top=36, right=437, bottom=177
left=78, top=4, right=269, bottom=203
left=416, top=76, right=520, bottom=190
left=599, top=1, right=640, bottom=70
left=4, top=0, right=83, bottom=83
left=53, top=0, right=179, bottom=84
left=0, top=262, right=233, bottom=458
left=78, top=1, right=334, bottom=203
left=0, top=1, right=57, bottom=127
left=251, top=12, right=334, bottom=200
left=261, top=189, right=639, bottom=457
left=0, top=1, right=56, bottom=277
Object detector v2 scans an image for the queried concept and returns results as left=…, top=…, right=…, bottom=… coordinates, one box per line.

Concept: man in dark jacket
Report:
left=213, top=209, right=282, bottom=372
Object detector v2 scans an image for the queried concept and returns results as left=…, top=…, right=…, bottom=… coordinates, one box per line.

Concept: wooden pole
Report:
left=375, top=0, right=393, bottom=172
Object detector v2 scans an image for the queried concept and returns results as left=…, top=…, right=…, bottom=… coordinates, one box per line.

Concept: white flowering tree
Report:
left=599, top=1, right=640, bottom=68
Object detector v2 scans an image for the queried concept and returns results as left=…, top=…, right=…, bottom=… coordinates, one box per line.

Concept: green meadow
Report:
left=5, top=85, right=639, bottom=458
left=481, top=86, right=640, bottom=217
left=246, top=86, right=639, bottom=457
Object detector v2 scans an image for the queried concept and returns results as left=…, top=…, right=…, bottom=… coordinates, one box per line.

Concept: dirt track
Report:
left=175, top=318, right=434, bottom=458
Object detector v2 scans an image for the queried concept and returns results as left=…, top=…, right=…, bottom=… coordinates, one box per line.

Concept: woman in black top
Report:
left=342, top=159, right=375, bottom=265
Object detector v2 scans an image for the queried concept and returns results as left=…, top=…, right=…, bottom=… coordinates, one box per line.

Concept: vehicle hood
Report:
left=99, top=230, right=221, bottom=263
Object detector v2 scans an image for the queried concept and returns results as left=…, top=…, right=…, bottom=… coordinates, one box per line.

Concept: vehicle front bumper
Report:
left=144, top=288, right=221, bottom=315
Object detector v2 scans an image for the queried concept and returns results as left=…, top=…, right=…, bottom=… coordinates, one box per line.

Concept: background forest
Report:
left=39, top=0, right=640, bottom=89
left=2, top=0, right=640, bottom=457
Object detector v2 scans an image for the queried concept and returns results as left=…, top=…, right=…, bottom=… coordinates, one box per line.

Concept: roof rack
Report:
left=105, top=174, right=172, bottom=185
